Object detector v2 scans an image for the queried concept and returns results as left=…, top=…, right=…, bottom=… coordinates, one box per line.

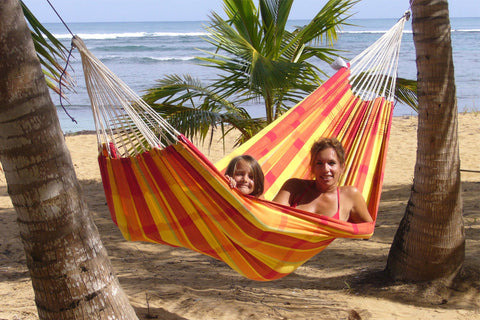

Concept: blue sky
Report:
left=23, top=0, right=480, bottom=23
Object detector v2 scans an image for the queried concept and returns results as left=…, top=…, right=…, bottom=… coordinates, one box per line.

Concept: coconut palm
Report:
left=0, top=1, right=138, bottom=318
left=386, top=0, right=465, bottom=281
left=144, top=0, right=417, bottom=144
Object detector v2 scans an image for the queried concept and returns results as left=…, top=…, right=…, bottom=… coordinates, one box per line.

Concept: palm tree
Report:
left=144, top=0, right=417, bottom=144
left=144, top=0, right=356, bottom=143
left=386, top=0, right=465, bottom=281
left=0, top=1, right=138, bottom=318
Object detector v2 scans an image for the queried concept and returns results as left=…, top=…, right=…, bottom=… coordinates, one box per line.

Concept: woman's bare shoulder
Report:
left=339, top=185, right=361, bottom=194
left=340, top=185, right=372, bottom=222
left=339, top=185, right=365, bottom=200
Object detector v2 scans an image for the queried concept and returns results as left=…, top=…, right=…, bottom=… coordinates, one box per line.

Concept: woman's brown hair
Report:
left=309, top=137, right=346, bottom=172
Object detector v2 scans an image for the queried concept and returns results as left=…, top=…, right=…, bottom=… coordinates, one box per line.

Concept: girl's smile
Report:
left=232, top=159, right=255, bottom=195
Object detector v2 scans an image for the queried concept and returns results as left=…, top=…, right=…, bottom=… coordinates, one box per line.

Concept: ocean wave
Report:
left=92, top=44, right=213, bottom=53
left=145, top=56, right=198, bottom=62
left=94, top=45, right=159, bottom=52
left=52, top=28, right=478, bottom=41
left=340, top=30, right=413, bottom=34
left=340, top=29, right=479, bottom=35
left=452, top=28, right=480, bottom=32
left=99, top=55, right=198, bottom=63
left=53, top=31, right=208, bottom=40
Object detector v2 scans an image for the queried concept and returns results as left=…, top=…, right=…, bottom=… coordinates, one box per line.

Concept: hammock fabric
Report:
left=74, top=13, right=409, bottom=281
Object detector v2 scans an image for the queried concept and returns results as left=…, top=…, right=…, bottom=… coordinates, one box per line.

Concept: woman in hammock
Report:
left=272, top=137, right=373, bottom=223
left=225, top=155, right=265, bottom=198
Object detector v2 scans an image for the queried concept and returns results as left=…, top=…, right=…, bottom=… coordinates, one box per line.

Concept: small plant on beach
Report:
left=343, top=280, right=354, bottom=294
left=461, top=104, right=479, bottom=115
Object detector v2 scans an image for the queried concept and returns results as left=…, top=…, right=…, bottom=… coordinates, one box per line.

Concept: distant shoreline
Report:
left=64, top=130, right=96, bottom=136
left=61, top=115, right=419, bottom=137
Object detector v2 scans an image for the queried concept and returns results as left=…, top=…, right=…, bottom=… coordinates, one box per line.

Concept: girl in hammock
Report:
left=272, top=137, right=373, bottom=223
left=225, top=155, right=264, bottom=198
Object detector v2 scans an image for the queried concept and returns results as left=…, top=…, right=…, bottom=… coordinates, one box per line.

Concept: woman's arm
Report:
left=272, top=179, right=301, bottom=205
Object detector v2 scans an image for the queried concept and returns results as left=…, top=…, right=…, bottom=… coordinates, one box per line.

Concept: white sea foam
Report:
left=53, top=31, right=208, bottom=40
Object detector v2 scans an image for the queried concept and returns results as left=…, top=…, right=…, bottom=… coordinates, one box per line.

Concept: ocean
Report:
left=42, top=18, right=480, bottom=133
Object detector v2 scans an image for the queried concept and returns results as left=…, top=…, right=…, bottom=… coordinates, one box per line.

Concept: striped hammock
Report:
left=73, top=13, right=409, bottom=281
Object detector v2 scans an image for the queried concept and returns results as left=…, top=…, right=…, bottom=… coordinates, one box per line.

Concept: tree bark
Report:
left=386, top=0, right=465, bottom=281
left=0, top=1, right=138, bottom=318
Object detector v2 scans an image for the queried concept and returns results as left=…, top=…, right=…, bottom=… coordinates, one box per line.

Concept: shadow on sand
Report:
left=79, top=180, right=480, bottom=318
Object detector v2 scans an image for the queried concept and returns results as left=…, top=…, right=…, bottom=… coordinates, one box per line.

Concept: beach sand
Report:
left=0, top=113, right=479, bottom=319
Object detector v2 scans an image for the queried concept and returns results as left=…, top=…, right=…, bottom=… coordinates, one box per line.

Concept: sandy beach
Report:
left=0, top=113, right=479, bottom=319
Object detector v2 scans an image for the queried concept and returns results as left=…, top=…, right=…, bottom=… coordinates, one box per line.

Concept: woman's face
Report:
left=233, top=159, right=255, bottom=195
left=312, top=147, right=344, bottom=189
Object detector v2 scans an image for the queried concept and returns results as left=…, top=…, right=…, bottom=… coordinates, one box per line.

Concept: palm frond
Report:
left=144, top=74, right=243, bottom=113
left=394, top=77, right=418, bottom=111
left=144, top=0, right=418, bottom=145
left=143, top=74, right=255, bottom=142
left=296, top=0, right=359, bottom=46
left=21, top=1, right=74, bottom=95
left=350, top=73, right=418, bottom=111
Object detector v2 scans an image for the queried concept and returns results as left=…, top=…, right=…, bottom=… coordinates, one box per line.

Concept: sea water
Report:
left=42, top=18, right=480, bottom=133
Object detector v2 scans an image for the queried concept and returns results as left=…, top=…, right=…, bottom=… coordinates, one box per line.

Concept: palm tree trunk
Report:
left=265, top=90, right=274, bottom=123
left=0, top=1, right=138, bottom=318
left=386, top=0, right=465, bottom=281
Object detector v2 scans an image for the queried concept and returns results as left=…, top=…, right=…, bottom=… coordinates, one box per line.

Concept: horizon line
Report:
left=40, top=16, right=480, bottom=25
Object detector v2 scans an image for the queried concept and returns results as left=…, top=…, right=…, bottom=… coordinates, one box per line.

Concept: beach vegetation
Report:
left=143, top=0, right=417, bottom=145
left=21, top=1, right=75, bottom=98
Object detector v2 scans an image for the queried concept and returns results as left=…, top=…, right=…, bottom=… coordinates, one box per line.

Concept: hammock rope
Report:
left=73, top=36, right=181, bottom=157
left=74, top=12, right=410, bottom=281
left=349, top=11, right=409, bottom=102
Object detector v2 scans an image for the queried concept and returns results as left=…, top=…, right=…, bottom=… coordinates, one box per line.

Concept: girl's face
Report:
left=312, top=147, right=344, bottom=190
left=233, top=159, right=255, bottom=195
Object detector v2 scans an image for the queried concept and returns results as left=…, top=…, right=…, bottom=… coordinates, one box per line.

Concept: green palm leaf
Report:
left=144, top=0, right=418, bottom=145
left=21, top=1, right=74, bottom=96
left=144, top=74, right=259, bottom=144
